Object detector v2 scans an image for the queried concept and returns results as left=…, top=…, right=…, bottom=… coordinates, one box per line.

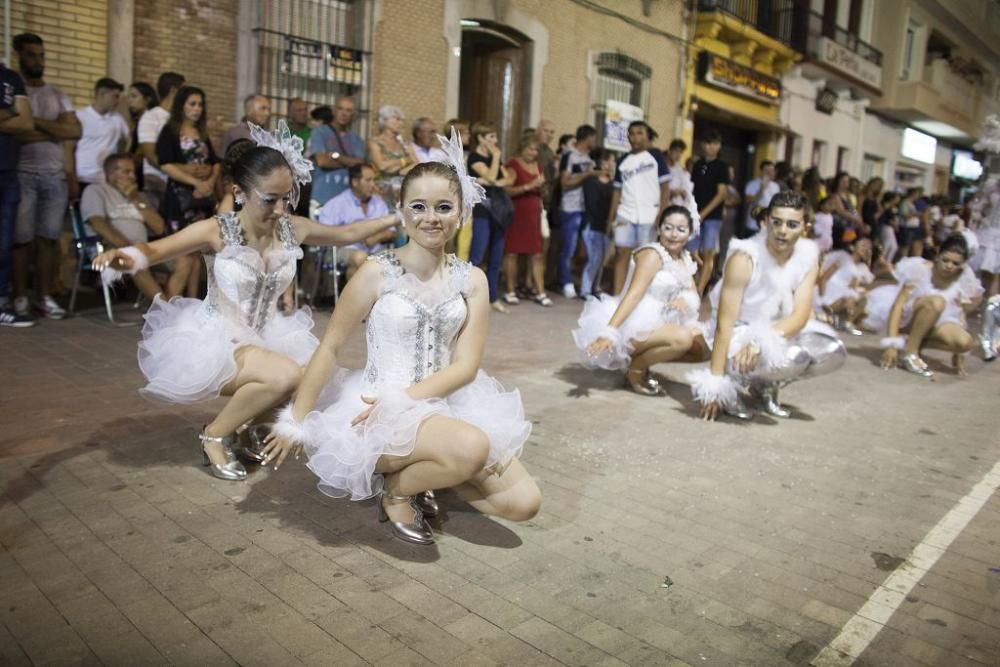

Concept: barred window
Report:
left=589, top=52, right=652, bottom=144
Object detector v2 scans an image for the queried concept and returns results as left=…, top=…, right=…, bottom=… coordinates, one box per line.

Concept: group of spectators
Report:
left=2, top=28, right=987, bottom=330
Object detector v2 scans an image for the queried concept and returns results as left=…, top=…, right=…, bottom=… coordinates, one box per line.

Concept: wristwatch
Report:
left=330, top=151, right=341, bottom=160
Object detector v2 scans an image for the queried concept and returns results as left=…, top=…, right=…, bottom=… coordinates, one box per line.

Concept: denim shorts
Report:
left=687, top=218, right=723, bottom=252
left=613, top=221, right=654, bottom=248
left=15, top=171, right=68, bottom=244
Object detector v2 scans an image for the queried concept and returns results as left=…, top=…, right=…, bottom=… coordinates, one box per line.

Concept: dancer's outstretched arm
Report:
left=291, top=213, right=396, bottom=248
left=93, top=217, right=223, bottom=272
left=588, top=249, right=661, bottom=356
left=773, top=264, right=819, bottom=339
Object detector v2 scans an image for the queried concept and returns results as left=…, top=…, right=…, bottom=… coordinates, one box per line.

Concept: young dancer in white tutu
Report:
left=262, top=129, right=541, bottom=546
left=572, top=205, right=708, bottom=395
left=689, top=191, right=846, bottom=421
left=93, top=122, right=396, bottom=481
left=815, top=237, right=875, bottom=336
left=867, top=233, right=983, bottom=377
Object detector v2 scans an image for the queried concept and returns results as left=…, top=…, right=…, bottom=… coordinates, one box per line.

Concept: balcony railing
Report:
left=697, top=0, right=797, bottom=48
left=794, top=8, right=882, bottom=66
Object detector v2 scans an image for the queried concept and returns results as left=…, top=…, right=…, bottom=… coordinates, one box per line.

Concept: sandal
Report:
left=533, top=293, right=553, bottom=307
left=490, top=301, right=509, bottom=314
left=502, top=292, right=520, bottom=305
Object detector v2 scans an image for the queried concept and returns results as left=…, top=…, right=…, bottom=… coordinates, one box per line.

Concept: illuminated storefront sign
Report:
left=697, top=52, right=781, bottom=105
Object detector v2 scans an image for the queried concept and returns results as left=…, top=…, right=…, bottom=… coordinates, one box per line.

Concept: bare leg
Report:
left=35, top=237, right=58, bottom=298
left=503, top=253, right=517, bottom=294
left=629, top=325, right=698, bottom=371
left=922, top=322, right=974, bottom=375
left=11, top=242, right=30, bottom=299
left=166, top=253, right=194, bottom=299
left=903, top=295, right=945, bottom=356
left=453, top=458, right=541, bottom=522
left=612, top=246, right=631, bottom=295
left=202, top=346, right=302, bottom=464
left=185, top=254, right=202, bottom=297
left=133, top=270, right=162, bottom=301
left=696, top=250, right=716, bottom=296
left=374, top=415, right=490, bottom=523
left=530, top=253, right=546, bottom=296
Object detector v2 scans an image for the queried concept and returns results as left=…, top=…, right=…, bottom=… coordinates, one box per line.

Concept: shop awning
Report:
left=694, top=99, right=796, bottom=136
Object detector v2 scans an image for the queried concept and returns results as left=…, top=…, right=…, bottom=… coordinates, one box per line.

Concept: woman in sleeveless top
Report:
left=93, top=132, right=396, bottom=481
left=690, top=191, right=846, bottom=421
left=573, top=206, right=707, bottom=395
left=265, top=147, right=541, bottom=547
left=368, top=105, right=419, bottom=213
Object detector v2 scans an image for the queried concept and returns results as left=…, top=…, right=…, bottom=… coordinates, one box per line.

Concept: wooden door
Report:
left=460, top=33, right=526, bottom=157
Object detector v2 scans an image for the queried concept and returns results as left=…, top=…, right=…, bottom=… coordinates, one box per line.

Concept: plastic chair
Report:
left=308, top=245, right=344, bottom=307
left=67, top=206, right=138, bottom=326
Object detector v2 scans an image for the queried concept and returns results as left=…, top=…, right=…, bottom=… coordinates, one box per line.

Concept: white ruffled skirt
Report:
left=572, top=294, right=696, bottom=370
left=137, top=295, right=319, bottom=403
left=301, top=369, right=530, bottom=500
left=976, top=227, right=1000, bottom=273
left=863, top=285, right=967, bottom=334
left=816, top=276, right=862, bottom=308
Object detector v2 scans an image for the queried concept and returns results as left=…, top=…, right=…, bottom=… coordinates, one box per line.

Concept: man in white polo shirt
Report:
left=70, top=77, right=129, bottom=192
left=137, top=72, right=184, bottom=210
left=607, top=121, right=670, bottom=294
left=743, top=159, right=779, bottom=236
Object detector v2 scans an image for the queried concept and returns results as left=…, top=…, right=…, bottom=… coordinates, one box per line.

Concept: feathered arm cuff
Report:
left=880, top=336, right=906, bottom=350
left=272, top=403, right=310, bottom=444
left=101, top=246, right=149, bottom=287
left=730, top=322, right=787, bottom=370
left=685, top=368, right=740, bottom=409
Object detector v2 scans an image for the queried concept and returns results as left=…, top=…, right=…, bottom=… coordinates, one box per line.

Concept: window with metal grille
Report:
left=251, top=0, right=373, bottom=133
left=589, top=52, right=652, bottom=144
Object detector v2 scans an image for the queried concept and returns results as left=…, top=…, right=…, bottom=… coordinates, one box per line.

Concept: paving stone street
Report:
left=2, top=298, right=999, bottom=666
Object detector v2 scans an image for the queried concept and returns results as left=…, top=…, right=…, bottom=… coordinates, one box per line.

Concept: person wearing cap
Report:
left=69, top=77, right=130, bottom=195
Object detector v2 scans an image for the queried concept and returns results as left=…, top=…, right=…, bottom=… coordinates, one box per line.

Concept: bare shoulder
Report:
left=468, top=265, right=489, bottom=299
left=189, top=217, right=227, bottom=252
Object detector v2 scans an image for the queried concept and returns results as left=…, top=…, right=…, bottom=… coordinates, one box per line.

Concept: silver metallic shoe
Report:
left=898, top=353, right=934, bottom=378
left=754, top=384, right=792, bottom=418
left=723, top=396, right=755, bottom=420
left=625, top=369, right=667, bottom=396
left=378, top=493, right=434, bottom=545
left=833, top=314, right=863, bottom=336
left=200, top=430, right=247, bottom=481
left=981, top=297, right=1000, bottom=361
left=415, top=490, right=439, bottom=517
left=239, top=423, right=271, bottom=463
left=980, top=335, right=997, bottom=362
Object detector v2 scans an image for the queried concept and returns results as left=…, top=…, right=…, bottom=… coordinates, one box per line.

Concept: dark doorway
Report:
left=459, top=21, right=531, bottom=156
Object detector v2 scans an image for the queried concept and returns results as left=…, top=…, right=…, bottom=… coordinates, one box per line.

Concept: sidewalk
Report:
left=1, top=300, right=999, bottom=666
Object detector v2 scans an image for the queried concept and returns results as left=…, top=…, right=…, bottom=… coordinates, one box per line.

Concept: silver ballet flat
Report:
left=755, top=384, right=792, bottom=419
left=199, top=430, right=247, bottom=481
left=625, top=369, right=667, bottom=396
left=377, top=493, right=434, bottom=545
left=898, top=353, right=934, bottom=378
left=239, top=423, right=271, bottom=463
left=415, top=490, right=439, bottom=517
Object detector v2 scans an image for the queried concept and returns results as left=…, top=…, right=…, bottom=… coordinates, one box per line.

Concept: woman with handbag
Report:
left=156, top=86, right=221, bottom=298
left=467, top=122, right=515, bottom=312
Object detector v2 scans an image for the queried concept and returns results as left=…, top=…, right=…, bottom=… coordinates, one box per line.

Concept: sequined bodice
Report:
left=622, top=243, right=697, bottom=304
left=363, top=252, right=471, bottom=391
left=204, top=213, right=302, bottom=331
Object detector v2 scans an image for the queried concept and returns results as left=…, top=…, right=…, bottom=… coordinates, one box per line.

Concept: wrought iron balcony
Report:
left=696, top=0, right=798, bottom=48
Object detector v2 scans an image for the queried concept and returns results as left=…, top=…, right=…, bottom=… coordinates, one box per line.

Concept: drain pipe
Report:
left=4, top=0, right=10, bottom=66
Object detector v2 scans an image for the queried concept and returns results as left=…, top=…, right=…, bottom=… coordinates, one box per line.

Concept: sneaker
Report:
left=562, top=283, right=577, bottom=299
left=36, top=295, right=66, bottom=320
left=0, top=307, right=36, bottom=327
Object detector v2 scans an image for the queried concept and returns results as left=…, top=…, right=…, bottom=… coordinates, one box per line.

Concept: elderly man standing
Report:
left=221, top=94, right=271, bottom=154
left=412, top=117, right=447, bottom=163
left=309, top=95, right=366, bottom=207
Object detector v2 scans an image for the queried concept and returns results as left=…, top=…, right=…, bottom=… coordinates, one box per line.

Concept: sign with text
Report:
left=697, top=52, right=781, bottom=105
left=815, top=37, right=883, bottom=89
left=603, top=100, right=644, bottom=152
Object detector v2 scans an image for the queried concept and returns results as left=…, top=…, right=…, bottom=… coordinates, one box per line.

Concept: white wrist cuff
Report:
left=685, top=368, right=740, bottom=409
left=880, top=336, right=906, bottom=350
left=272, top=403, right=309, bottom=444
left=730, top=322, right=787, bottom=370
left=100, top=246, right=149, bottom=286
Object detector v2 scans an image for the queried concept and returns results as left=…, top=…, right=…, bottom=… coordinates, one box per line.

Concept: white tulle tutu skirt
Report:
left=863, top=285, right=967, bottom=333
left=572, top=294, right=694, bottom=370
left=137, top=295, right=319, bottom=403
left=816, top=277, right=862, bottom=309
left=301, top=369, right=530, bottom=500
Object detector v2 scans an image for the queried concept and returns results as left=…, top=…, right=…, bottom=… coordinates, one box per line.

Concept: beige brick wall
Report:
left=371, top=0, right=685, bottom=142
left=8, top=0, right=109, bottom=108
left=133, top=0, right=239, bottom=142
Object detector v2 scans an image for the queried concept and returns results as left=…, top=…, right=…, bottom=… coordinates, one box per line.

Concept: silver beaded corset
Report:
left=203, top=213, right=302, bottom=332
left=363, top=251, right=471, bottom=391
